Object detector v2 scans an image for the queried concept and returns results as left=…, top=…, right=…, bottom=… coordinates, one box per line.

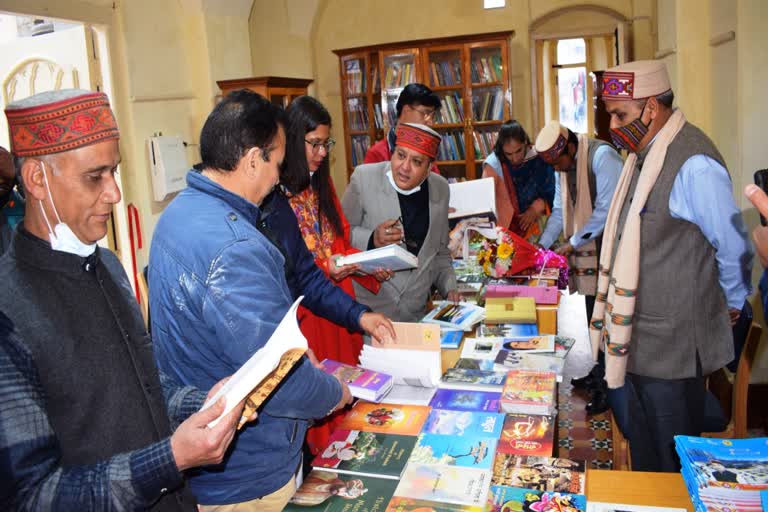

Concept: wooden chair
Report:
left=136, top=270, right=149, bottom=330
left=703, top=321, right=763, bottom=439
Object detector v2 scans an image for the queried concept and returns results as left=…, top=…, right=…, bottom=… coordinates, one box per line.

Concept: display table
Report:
left=586, top=470, right=693, bottom=511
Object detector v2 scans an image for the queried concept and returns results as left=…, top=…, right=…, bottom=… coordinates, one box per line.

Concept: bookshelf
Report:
left=335, top=31, right=513, bottom=180
left=216, top=76, right=313, bottom=108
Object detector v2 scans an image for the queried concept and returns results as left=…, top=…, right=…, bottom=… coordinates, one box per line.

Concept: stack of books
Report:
left=434, top=91, right=465, bottom=124
left=473, top=129, right=500, bottom=159
left=675, top=435, right=768, bottom=512
left=484, top=297, right=537, bottom=324
left=318, top=359, right=393, bottom=402
left=499, top=369, right=557, bottom=415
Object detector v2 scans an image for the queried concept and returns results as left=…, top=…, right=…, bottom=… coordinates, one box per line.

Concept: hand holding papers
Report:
left=336, top=244, right=417, bottom=274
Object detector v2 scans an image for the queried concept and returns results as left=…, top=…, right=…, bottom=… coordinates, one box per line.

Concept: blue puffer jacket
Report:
left=149, top=171, right=341, bottom=505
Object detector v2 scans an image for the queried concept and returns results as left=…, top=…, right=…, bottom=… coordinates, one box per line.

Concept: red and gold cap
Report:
left=5, top=89, right=119, bottom=157
left=395, top=123, right=441, bottom=159
left=534, top=121, right=569, bottom=164
left=601, top=60, right=671, bottom=101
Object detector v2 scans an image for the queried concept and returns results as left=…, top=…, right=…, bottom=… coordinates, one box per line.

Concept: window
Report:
left=555, top=38, right=587, bottom=134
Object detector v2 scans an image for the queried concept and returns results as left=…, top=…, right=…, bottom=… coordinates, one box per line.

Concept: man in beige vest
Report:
left=591, top=60, right=752, bottom=472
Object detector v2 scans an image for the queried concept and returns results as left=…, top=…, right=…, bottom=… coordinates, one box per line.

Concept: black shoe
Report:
left=585, top=389, right=610, bottom=415
left=571, top=373, right=597, bottom=390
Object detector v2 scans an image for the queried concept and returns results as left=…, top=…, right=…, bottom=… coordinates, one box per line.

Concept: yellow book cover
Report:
left=337, top=402, right=431, bottom=436
left=485, top=297, right=537, bottom=324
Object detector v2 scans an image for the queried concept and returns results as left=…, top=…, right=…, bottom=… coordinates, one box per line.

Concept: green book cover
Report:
left=286, top=470, right=398, bottom=511
left=312, top=429, right=416, bottom=479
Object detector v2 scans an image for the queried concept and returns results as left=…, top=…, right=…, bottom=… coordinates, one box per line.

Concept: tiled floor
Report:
left=556, top=381, right=614, bottom=470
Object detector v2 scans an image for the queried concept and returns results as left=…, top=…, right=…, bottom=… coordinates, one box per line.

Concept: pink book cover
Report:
left=320, top=359, right=392, bottom=394
left=485, top=285, right=559, bottom=305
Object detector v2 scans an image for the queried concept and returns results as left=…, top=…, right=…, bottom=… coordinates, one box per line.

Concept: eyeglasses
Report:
left=305, top=138, right=336, bottom=154
left=409, top=106, right=436, bottom=121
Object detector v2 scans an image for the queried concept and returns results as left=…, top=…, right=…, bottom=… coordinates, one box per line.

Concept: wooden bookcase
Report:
left=216, top=76, right=313, bottom=108
left=334, top=31, right=514, bottom=180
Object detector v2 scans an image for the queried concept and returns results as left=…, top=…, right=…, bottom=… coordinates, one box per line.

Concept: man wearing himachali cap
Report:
left=0, top=90, right=247, bottom=510
left=342, top=123, right=458, bottom=321
left=591, top=61, right=753, bottom=472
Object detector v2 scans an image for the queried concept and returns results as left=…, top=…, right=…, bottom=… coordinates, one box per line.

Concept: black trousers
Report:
left=625, top=372, right=706, bottom=472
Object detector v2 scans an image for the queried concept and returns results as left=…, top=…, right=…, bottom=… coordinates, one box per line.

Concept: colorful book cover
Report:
left=319, top=359, right=393, bottom=401
left=422, top=301, right=485, bottom=330
left=430, top=389, right=501, bottom=413
left=337, top=402, right=431, bottom=436
left=587, top=503, right=687, bottom=512
left=500, top=370, right=557, bottom=414
left=500, top=335, right=556, bottom=354
left=497, top=413, right=555, bottom=457
left=422, top=409, right=505, bottom=438
left=441, top=368, right=507, bottom=389
left=554, top=336, right=577, bottom=358
left=386, top=496, right=484, bottom=512
left=410, top=433, right=498, bottom=470
left=285, top=470, right=398, bottom=511
left=394, top=464, right=493, bottom=507
left=478, top=322, right=539, bottom=337
left=312, top=429, right=416, bottom=479
left=455, top=358, right=496, bottom=371
left=494, top=351, right=564, bottom=381
left=491, top=455, right=586, bottom=494
left=487, top=485, right=586, bottom=512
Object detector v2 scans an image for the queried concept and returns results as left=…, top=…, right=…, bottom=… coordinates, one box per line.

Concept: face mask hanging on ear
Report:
left=38, top=161, right=97, bottom=257
left=386, top=170, right=423, bottom=196
left=610, top=101, right=650, bottom=153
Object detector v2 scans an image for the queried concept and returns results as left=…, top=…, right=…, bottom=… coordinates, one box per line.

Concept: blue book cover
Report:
left=429, top=389, right=501, bottom=413
left=478, top=323, right=539, bottom=337
left=487, top=485, right=586, bottom=512
left=441, top=329, right=464, bottom=349
left=675, top=436, right=768, bottom=487
left=410, top=432, right=498, bottom=470
left=422, top=409, right=505, bottom=438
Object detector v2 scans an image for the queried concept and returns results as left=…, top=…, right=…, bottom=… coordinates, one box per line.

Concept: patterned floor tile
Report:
left=556, top=383, right=613, bottom=470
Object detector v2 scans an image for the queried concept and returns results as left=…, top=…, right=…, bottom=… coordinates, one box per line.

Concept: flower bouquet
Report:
left=476, top=227, right=538, bottom=278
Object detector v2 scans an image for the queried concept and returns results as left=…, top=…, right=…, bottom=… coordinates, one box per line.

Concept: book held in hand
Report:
left=335, top=243, right=418, bottom=273
left=319, top=359, right=393, bottom=402
left=200, top=296, right=307, bottom=428
left=448, top=177, right=496, bottom=220
left=312, top=429, right=416, bottom=479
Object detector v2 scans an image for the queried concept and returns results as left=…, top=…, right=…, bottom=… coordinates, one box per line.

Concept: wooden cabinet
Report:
left=216, top=76, right=313, bottom=108
left=335, top=31, right=514, bottom=180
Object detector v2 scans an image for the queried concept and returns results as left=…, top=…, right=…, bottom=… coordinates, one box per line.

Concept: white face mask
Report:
left=386, top=170, right=423, bottom=196
left=38, top=161, right=98, bottom=257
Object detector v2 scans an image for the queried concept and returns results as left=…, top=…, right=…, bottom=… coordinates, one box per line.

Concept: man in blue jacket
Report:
left=150, top=90, right=352, bottom=510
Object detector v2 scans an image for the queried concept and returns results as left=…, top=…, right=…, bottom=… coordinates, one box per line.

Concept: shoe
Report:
left=585, top=388, right=610, bottom=415
left=571, top=373, right=597, bottom=390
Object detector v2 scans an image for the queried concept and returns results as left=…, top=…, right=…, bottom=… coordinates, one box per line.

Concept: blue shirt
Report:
left=484, top=151, right=556, bottom=212
left=539, top=145, right=623, bottom=249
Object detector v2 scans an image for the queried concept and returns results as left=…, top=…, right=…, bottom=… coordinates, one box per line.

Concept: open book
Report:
left=335, top=243, right=417, bottom=273
left=201, top=296, right=307, bottom=428
left=448, top=177, right=496, bottom=220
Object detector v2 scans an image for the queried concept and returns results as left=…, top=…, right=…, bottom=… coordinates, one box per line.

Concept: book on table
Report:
left=393, top=464, right=493, bottom=508
left=336, top=401, right=431, bottom=436
left=460, top=337, right=504, bottom=361
left=422, top=409, right=505, bottom=439
left=500, top=370, right=557, bottom=415
left=439, top=368, right=508, bottom=392
left=311, top=429, right=416, bottom=479
left=386, top=496, right=485, bottom=511
left=484, top=297, right=537, bottom=324
left=491, top=455, right=586, bottom=494
left=493, top=350, right=565, bottom=382
left=441, top=328, right=464, bottom=349
left=200, top=296, right=307, bottom=428
left=477, top=322, right=539, bottom=337
left=448, top=177, right=497, bottom=220
left=285, top=469, right=399, bottom=511
left=587, top=503, right=687, bottom=512
left=410, top=432, right=499, bottom=471
left=487, top=485, right=586, bottom=512
left=497, top=413, right=556, bottom=457
left=335, top=243, right=418, bottom=273
left=360, top=322, right=442, bottom=405
left=422, top=301, right=485, bottom=331
left=429, top=389, right=501, bottom=413
left=454, top=357, right=496, bottom=371
left=318, top=359, right=393, bottom=402
left=499, top=334, right=556, bottom=354
left=485, top=284, right=559, bottom=305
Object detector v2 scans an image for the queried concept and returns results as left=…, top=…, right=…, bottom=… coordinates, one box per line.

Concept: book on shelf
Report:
left=285, top=469, right=398, bottom=511
left=477, top=322, right=539, bottom=337
left=493, top=350, right=565, bottom=382
left=499, top=335, right=556, bottom=354
left=440, top=368, right=507, bottom=392
left=487, top=486, right=586, bottom=512
left=351, top=136, right=371, bottom=168
left=318, top=359, right=393, bottom=402
left=484, top=296, right=537, bottom=324
left=201, top=296, right=307, bottom=428
left=500, top=370, right=557, bottom=415
left=336, top=243, right=417, bottom=273
left=422, top=301, right=485, bottom=331
left=448, top=177, right=497, bottom=220
left=422, top=409, right=505, bottom=438
left=491, top=455, right=586, bottom=494
left=337, top=401, right=431, bottom=436
left=371, top=65, right=380, bottom=92
left=374, top=104, right=383, bottom=130
left=386, top=496, right=485, bottom=512
left=497, top=413, right=555, bottom=457
left=411, top=432, right=499, bottom=471
left=429, top=389, right=501, bottom=413
left=312, top=429, right=416, bottom=480
left=394, top=464, right=493, bottom=507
